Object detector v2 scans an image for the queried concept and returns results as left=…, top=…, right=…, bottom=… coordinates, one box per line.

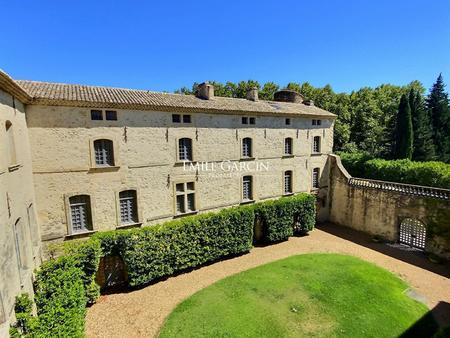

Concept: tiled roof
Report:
left=0, top=70, right=31, bottom=103
left=2, top=71, right=336, bottom=118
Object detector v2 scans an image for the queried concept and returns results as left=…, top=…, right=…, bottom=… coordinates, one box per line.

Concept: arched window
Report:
left=178, top=138, right=193, bottom=161
left=313, top=136, right=321, bottom=153
left=69, top=195, right=93, bottom=233
left=284, top=138, right=293, bottom=155
left=242, top=175, right=253, bottom=201
left=119, top=190, right=138, bottom=224
left=94, top=139, right=114, bottom=166
left=284, top=171, right=293, bottom=194
left=242, top=137, right=252, bottom=158
left=5, top=121, right=16, bottom=165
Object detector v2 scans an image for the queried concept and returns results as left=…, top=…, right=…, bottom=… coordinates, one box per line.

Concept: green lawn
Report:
left=159, top=254, right=437, bottom=338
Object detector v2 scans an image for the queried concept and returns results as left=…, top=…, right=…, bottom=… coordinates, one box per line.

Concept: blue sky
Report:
left=1, top=0, right=449, bottom=93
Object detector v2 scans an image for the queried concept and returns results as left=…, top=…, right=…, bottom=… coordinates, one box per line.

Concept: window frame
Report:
left=312, top=167, right=320, bottom=189
left=284, top=137, right=293, bottom=156
left=105, top=110, right=118, bottom=121
left=117, top=189, right=140, bottom=226
left=312, top=136, right=321, bottom=154
left=66, top=194, right=94, bottom=235
left=90, top=110, right=103, bottom=120
left=242, top=175, right=254, bottom=202
left=177, top=137, right=193, bottom=162
left=285, top=118, right=291, bottom=125
left=241, top=137, right=253, bottom=158
left=174, top=181, right=197, bottom=215
left=283, top=170, right=293, bottom=195
left=93, top=138, right=115, bottom=167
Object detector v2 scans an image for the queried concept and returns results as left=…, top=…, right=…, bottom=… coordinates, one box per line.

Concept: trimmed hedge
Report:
left=96, top=205, right=255, bottom=287
left=339, top=152, right=450, bottom=189
left=16, top=193, right=316, bottom=336
left=254, top=193, right=316, bottom=243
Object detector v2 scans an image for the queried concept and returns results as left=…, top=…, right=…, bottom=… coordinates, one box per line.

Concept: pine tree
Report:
left=427, top=74, right=450, bottom=162
left=394, top=94, right=413, bottom=159
left=409, top=89, right=435, bottom=161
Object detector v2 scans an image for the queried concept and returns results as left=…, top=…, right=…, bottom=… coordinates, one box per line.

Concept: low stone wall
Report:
left=327, top=155, right=450, bottom=260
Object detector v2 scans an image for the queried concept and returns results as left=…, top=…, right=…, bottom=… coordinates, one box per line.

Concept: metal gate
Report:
left=399, top=218, right=426, bottom=250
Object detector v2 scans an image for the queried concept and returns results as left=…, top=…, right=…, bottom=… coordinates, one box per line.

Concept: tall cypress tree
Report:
left=427, top=74, right=450, bottom=162
left=394, top=94, right=414, bottom=159
left=409, top=89, right=435, bottom=161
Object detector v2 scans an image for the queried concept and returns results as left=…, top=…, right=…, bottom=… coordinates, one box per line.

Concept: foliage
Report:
left=159, top=254, right=437, bottom=338
left=9, top=294, right=36, bottom=337
left=254, top=193, right=315, bottom=243
left=339, top=152, right=450, bottom=189
left=394, top=94, right=413, bottom=159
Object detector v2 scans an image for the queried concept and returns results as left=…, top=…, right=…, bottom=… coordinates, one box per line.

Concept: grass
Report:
left=159, top=254, right=437, bottom=338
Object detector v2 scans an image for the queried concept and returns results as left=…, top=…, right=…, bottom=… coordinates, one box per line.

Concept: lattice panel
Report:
left=399, top=218, right=426, bottom=250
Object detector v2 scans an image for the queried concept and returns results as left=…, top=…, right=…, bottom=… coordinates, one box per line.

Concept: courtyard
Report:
left=86, top=224, right=450, bottom=338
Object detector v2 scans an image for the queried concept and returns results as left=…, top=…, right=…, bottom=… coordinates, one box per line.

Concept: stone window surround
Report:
left=312, top=135, right=321, bottom=154
left=64, top=192, right=97, bottom=237
left=241, top=137, right=254, bottom=159
left=89, top=137, right=120, bottom=170
left=283, top=169, right=294, bottom=195
left=241, top=174, right=256, bottom=203
left=115, top=187, right=142, bottom=228
left=176, top=137, right=194, bottom=162
left=283, top=137, right=294, bottom=156
left=172, top=177, right=198, bottom=216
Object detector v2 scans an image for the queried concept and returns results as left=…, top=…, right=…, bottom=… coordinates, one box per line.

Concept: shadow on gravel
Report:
left=400, top=301, right=450, bottom=337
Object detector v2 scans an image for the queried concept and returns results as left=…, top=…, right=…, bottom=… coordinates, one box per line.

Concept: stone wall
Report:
left=327, top=155, right=450, bottom=259
left=0, top=89, right=41, bottom=337
left=26, top=105, right=334, bottom=245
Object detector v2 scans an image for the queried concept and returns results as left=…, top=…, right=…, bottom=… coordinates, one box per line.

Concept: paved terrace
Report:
left=86, top=223, right=450, bottom=338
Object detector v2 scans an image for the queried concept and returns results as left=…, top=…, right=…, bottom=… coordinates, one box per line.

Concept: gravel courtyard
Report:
left=86, top=224, right=450, bottom=338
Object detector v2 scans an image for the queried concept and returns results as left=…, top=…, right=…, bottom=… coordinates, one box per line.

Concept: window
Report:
left=284, top=138, right=293, bottom=155
left=317, top=119, right=322, bottom=126
left=173, top=114, right=191, bottom=123
left=172, top=114, right=181, bottom=123
left=13, top=218, right=24, bottom=270
left=119, top=190, right=138, bottom=225
left=242, top=116, right=255, bottom=125
left=242, top=137, right=252, bottom=158
left=242, top=176, right=253, bottom=201
left=69, top=195, right=93, bottom=233
left=5, top=121, right=16, bottom=165
left=313, top=136, right=321, bottom=153
left=178, top=138, right=193, bottom=161
left=312, top=168, right=320, bottom=189
left=285, top=118, right=291, bottom=125
left=105, top=110, right=117, bottom=121
left=91, top=110, right=103, bottom=120
left=94, top=139, right=115, bottom=166
left=284, top=171, right=293, bottom=194
left=312, top=119, right=322, bottom=126
left=249, top=117, right=256, bottom=125
left=175, top=182, right=196, bottom=214
left=242, top=117, right=248, bottom=124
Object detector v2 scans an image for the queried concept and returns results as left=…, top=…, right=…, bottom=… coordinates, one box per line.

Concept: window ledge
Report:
left=283, top=192, right=294, bottom=197
left=240, top=157, right=255, bottom=161
left=8, top=164, right=22, bottom=172
left=310, top=188, right=320, bottom=193
left=175, top=160, right=196, bottom=166
left=240, top=199, right=255, bottom=205
left=174, top=210, right=198, bottom=218
left=282, top=154, right=295, bottom=158
left=65, top=230, right=97, bottom=239
left=311, top=153, right=323, bottom=156
left=89, top=166, right=120, bottom=172
left=116, top=222, right=142, bottom=230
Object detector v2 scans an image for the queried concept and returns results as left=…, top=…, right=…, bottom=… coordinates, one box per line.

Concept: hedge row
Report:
left=12, top=193, right=316, bottom=336
left=339, top=152, right=450, bottom=189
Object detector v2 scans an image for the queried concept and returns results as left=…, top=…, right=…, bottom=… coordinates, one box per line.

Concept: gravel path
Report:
left=86, top=224, right=450, bottom=338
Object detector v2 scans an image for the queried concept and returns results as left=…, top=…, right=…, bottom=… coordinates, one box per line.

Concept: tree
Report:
left=409, top=89, right=435, bottom=161
left=259, top=82, right=279, bottom=100
left=427, top=74, right=450, bottom=162
left=394, top=94, right=413, bottom=159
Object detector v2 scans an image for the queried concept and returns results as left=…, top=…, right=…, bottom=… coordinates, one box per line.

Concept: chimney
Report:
left=196, top=82, right=214, bottom=100
left=246, top=87, right=259, bottom=101
left=273, top=89, right=304, bottom=103
left=303, top=99, right=314, bottom=106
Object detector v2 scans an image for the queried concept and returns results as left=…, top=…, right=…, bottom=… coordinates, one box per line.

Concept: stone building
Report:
left=0, top=70, right=335, bottom=333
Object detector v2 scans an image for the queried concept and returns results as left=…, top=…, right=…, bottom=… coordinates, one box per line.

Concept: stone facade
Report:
left=26, top=105, right=334, bottom=244
left=0, top=87, right=41, bottom=337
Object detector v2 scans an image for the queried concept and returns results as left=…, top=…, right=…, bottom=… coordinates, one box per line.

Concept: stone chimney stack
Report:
left=196, top=82, right=214, bottom=100
left=303, top=99, right=314, bottom=106
left=246, top=87, right=259, bottom=101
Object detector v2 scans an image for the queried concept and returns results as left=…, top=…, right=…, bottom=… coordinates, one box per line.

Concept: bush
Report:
left=254, top=193, right=316, bottom=243
left=339, top=152, right=450, bottom=189
left=118, top=206, right=254, bottom=287
left=33, top=256, right=87, bottom=337
left=9, top=294, right=35, bottom=337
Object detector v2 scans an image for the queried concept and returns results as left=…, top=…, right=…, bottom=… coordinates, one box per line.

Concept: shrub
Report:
left=254, top=193, right=315, bottom=243
left=339, top=153, right=450, bottom=189
left=119, top=206, right=254, bottom=287
left=9, top=294, right=36, bottom=337
left=32, top=256, right=87, bottom=337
